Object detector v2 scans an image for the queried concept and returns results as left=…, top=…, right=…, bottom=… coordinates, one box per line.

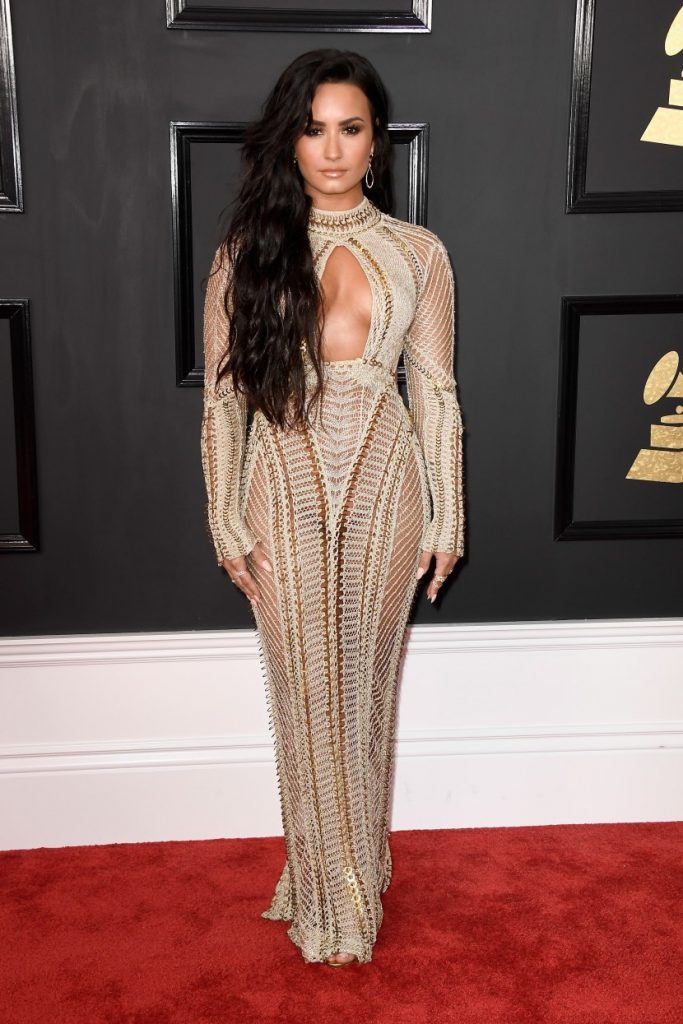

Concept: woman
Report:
left=200, top=49, right=465, bottom=966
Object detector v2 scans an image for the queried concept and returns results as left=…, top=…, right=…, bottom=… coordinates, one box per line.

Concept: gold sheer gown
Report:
left=200, top=194, right=465, bottom=964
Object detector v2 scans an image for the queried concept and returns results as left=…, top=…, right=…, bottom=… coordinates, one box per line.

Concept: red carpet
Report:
left=1, top=823, right=681, bottom=1023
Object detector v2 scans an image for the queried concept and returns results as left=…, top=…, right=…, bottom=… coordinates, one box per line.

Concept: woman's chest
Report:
left=310, top=231, right=419, bottom=350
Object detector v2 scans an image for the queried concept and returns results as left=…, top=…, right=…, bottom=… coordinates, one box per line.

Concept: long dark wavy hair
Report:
left=209, top=49, right=394, bottom=431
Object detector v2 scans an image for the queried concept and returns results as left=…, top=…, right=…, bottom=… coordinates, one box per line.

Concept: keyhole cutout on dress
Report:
left=318, top=244, right=373, bottom=363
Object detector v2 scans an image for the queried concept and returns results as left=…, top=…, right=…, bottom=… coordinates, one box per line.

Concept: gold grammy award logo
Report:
left=641, top=6, right=683, bottom=146
left=626, top=351, right=683, bottom=483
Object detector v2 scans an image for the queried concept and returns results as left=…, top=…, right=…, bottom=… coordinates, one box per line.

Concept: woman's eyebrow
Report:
left=308, top=116, right=366, bottom=125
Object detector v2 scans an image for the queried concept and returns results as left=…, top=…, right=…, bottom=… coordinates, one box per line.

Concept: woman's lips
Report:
left=321, top=170, right=346, bottom=176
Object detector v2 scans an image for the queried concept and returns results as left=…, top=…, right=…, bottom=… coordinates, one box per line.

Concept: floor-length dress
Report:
left=200, top=194, right=465, bottom=964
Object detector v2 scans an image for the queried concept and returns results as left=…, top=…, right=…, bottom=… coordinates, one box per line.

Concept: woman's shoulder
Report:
left=377, top=207, right=450, bottom=266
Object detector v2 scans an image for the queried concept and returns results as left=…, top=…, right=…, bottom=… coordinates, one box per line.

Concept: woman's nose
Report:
left=323, top=134, right=342, bottom=159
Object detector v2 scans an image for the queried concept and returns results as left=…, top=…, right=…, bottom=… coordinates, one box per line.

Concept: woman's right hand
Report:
left=221, top=542, right=273, bottom=607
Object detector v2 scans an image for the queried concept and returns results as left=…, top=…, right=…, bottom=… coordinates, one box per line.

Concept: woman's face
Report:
left=294, top=81, right=376, bottom=208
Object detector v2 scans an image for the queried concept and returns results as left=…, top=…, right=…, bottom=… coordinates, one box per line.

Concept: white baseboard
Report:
left=1, top=618, right=682, bottom=850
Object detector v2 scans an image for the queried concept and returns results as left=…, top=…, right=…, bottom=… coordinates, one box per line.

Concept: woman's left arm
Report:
left=403, top=234, right=465, bottom=560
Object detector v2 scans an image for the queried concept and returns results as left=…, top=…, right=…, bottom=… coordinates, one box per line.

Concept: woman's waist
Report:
left=304, top=355, right=398, bottom=392
left=250, top=365, right=412, bottom=436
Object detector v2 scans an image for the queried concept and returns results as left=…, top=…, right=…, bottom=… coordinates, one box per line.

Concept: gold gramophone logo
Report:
left=626, top=351, right=683, bottom=483
left=641, top=6, right=683, bottom=147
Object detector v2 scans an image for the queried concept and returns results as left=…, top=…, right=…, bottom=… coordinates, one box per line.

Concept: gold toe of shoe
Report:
left=324, top=953, right=358, bottom=967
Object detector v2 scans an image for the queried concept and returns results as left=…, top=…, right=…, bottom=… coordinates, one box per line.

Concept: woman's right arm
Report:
left=200, top=244, right=258, bottom=566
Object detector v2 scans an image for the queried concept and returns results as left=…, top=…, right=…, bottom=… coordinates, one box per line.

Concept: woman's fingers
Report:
left=416, top=550, right=433, bottom=581
left=251, top=541, right=273, bottom=574
left=222, top=554, right=260, bottom=604
left=425, top=551, right=460, bottom=603
left=221, top=541, right=273, bottom=607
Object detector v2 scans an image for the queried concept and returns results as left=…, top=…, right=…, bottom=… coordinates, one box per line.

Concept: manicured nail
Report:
left=262, top=559, right=273, bottom=572
left=416, top=566, right=426, bottom=579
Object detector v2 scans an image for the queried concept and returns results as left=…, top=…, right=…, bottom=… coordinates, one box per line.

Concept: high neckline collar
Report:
left=307, top=193, right=381, bottom=235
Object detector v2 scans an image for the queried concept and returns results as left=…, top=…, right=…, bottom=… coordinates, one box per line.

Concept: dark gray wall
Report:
left=1, top=0, right=681, bottom=636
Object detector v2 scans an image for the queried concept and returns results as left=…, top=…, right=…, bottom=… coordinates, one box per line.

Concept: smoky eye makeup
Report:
left=304, top=123, right=363, bottom=136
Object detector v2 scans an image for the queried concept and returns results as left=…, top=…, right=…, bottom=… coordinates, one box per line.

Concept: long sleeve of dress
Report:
left=403, top=235, right=465, bottom=556
left=200, top=244, right=258, bottom=565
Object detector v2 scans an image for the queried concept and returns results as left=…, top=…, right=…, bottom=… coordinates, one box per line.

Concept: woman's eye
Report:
left=304, top=125, right=361, bottom=136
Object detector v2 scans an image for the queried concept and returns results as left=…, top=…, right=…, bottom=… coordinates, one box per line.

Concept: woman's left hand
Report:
left=416, top=550, right=460, bottom=603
